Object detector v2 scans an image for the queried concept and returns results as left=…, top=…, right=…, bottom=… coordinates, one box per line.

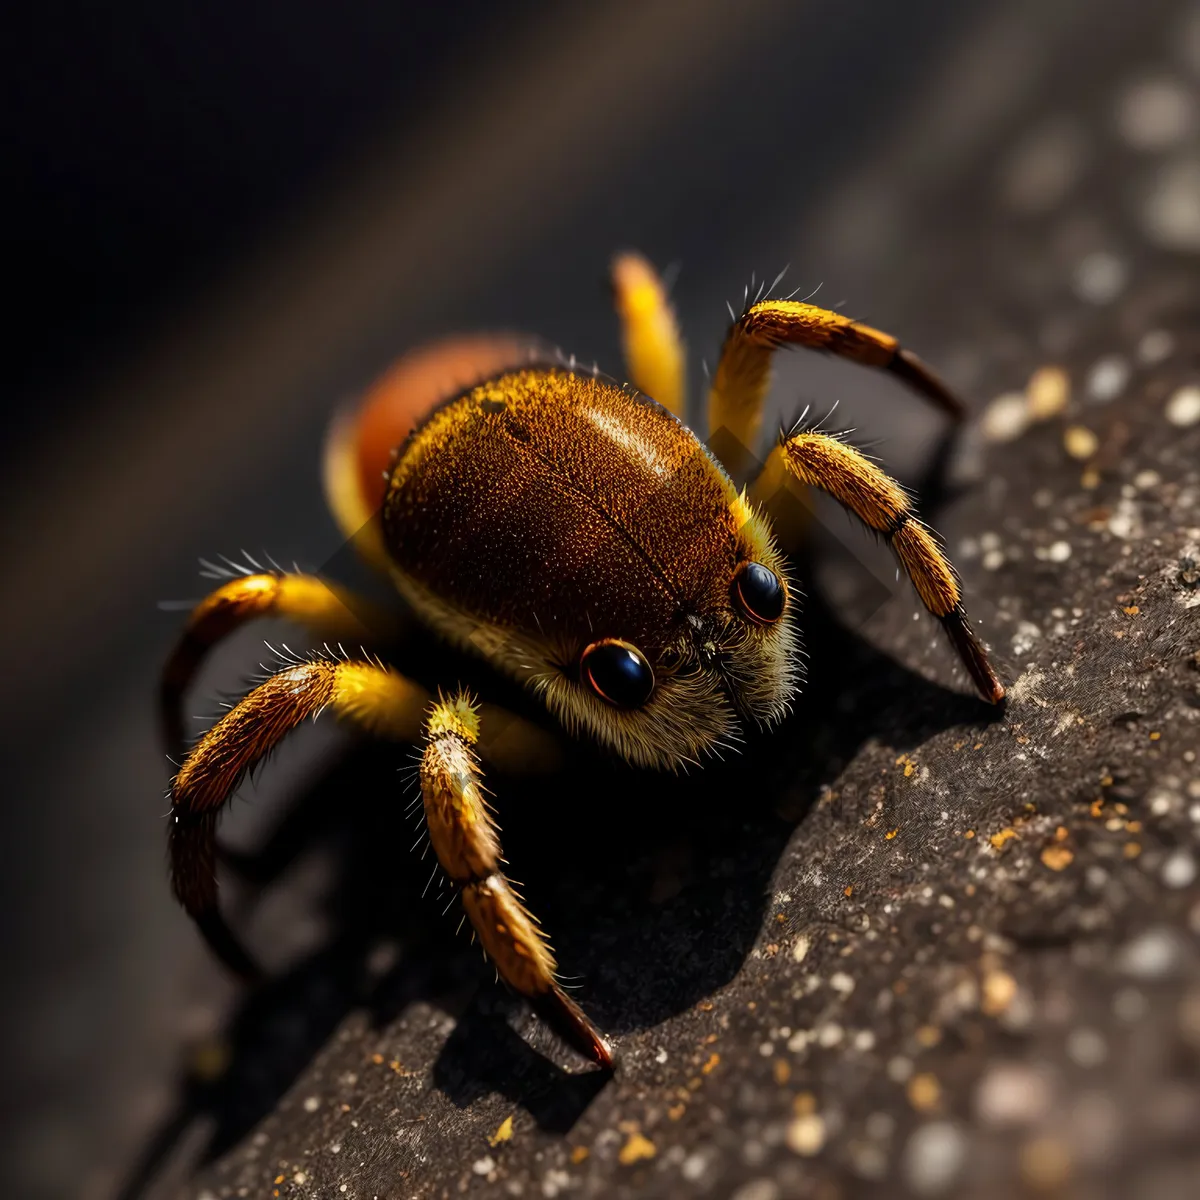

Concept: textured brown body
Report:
left=383, top=366, right=747, bottom=658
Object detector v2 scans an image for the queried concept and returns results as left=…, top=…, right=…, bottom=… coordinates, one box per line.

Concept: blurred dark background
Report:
left=3, top=1, right=1196, bottom=1197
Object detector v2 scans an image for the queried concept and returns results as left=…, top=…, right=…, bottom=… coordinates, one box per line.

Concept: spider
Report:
left=162, top=252, right=1005, bottom=1070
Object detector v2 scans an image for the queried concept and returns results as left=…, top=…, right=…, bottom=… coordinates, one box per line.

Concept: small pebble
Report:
left=1161, top=848, right=1197, bottom=888
left=473, top=1156, right=496, bottom=1176
left=983, top=549, right=1006, bottom=571
left=903, top=1122, right=966, bottom=1195
left=982, top=392, right=1030, bottom=442
left=1143, top=158, right=1200, bottom=251
left=1066, top=1027, right=1108, bottom=1068
left=1113, top=987, right=1147, bottom=1022
left=303, top=1095, right=320, bottom=1113
left=1027, top=365, right=1070, bottom=417
left=1086, top=355, right=1130, bottom=402
left=731, top=1181, right=779, bottom=1200
left=975, top=1063, right=1050, bottom=1126
left=1020, top=1136, right=1073, bottom=1190
left=786, top=1114, right=826, bottom=1157
left=1073, top=252, right=1127, bottom=304
left=1117, top=927, right=1182, bottom=979
left=1165, top=385, right=1200, bottom=427
left=1063, top=425, right=1099, bottom=459
left=1116, top=77, right=1196, bottom=148
left=1137, top=329, right=1174, bottom=364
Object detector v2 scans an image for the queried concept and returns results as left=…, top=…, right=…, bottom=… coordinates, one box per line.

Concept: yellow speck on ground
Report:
left=370, top=1053, right=384, bottom=1064
left=774, top=1059, right=791, bottom=1085
left=668, top=1103, right=686, bottom=1120
left=982, top=970, right=1018, bottom=1016
left=844, top=885, right=855, bottom=897
left=701, top=1052, right=720, bottom=1075
left=1124, top=842, right=1142, bottom=858
left=1064, top=425, right=1099, bottom=459
left=488, top=1115, right=514, bottom=1147
left=1150, top=731, right=1161, bottom=741
left=1021, top=1136, right=1072, bottom=1190
left=1123, top=604, right=1140, bottom=615
left=990, top=827, right=1019, bottom=851
left=1090, top=799, right=1104, bottom=817
left=907, top=1073, right=942, bottom=1112
left=886, top=828, right=899, bottom=840
left=275, top=1176, right=285, bottom=1186
left=1055, top=825, right=1069, bottom=841
left=618, top=1133, right=657, bottom=1166
left=916, top=1025, right=942, bottom=1048
left=1041, top=844, right=1074, bottom=871
left=895, top=753, right=917, bottom=777
left=793, top=1091, right=817, bottom=1116
left=964, top=829, right=976, bottom=839
left=570, top=1146, right=590, bottom=1164
left=1027, top=365, right=1070, bottom=418
left=786, top=1112, right=827, bottom=1156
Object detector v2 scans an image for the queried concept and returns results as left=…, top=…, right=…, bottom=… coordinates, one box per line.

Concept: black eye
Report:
left=732, top=561, right=786, bottom=625
left=580, top=639, right=655, bottom=708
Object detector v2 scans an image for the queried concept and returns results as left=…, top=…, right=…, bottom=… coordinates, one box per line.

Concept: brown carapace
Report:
left=162, top=252, right=1005, bottom=1070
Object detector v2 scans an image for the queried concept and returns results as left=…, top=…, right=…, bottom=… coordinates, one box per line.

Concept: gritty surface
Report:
left=106, top=6, right=1200, bottom=1200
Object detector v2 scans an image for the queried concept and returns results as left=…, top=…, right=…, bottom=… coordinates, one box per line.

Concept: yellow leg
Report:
left=168, top=652, right=564, bottom=978
left=611, top=251, right=686, bottom=420
left=169, top=656, right=429, bottom=973
left=420, top=691, right=613, bottom=1068
left=766, top=430, right=1004, bottom=704
left=708, top=299, right=964, bottom=477
left=161, top=570, right=399, bottom=753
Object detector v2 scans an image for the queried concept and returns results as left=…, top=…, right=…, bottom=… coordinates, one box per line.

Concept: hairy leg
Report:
left=765, top=427, right=1004, bottom=704
left=611, top=251, right=686, bottom=421
left=709, top=299, right=963, bottom=479
left=161, top=570, right=397, bottom=753
left=420, top=690, right=613, bottom=1068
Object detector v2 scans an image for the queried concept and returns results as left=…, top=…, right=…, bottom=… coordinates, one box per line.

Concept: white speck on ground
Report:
left=1117, top=928, right=1183, bottom=979
left=903, top=1122, right=967, bottom=1196
left=982, top=392, right=1030, bottom=442
left=1066, top=1027, right=1108, bottom=1068
left=1143, top=157, right=1200, bottom=250
left=1161, top=848, right=1197, bottom=889
left=1086, top=355, right=1130, bottom=402
left=1073, top=251, right=1127, bottom=303
left=786, top=1114, right=826, bottom=1157
left=1137, top=329, right=1174, bottom=364
left=1165, top=384, right=1200, bottom=427
left=975, top=1062, right=1051, bottom=1126
left=1116, top=77, right=1196, bottom=148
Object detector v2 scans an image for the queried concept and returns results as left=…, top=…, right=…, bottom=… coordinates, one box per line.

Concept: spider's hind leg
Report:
left=419, top=690, right=613, bottom=1069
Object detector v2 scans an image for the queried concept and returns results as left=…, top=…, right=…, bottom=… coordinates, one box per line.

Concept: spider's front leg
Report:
left=420, top=691, right=613, bottom=1069
left=709, top=299, right=964, bottom=480
left=169, top=656, right=428, bottom=976
left=161, top=570, right=400, bottom=754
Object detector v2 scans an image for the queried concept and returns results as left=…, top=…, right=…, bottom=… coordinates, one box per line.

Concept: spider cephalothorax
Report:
left=162, top=251, right=1004, bottom=1068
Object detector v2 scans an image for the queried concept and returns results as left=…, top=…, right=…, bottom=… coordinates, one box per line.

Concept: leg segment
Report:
left=708, top=299, right=964, bottom=476
left=161, top=571, right=397, bottom=753
left=611, top=251, right=686, bottom=420
left=767, top=429, right=1005, bottom=704
left=169, top=656, right=427, bottom=974
left=420, top=691, right=613, bottom=1068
